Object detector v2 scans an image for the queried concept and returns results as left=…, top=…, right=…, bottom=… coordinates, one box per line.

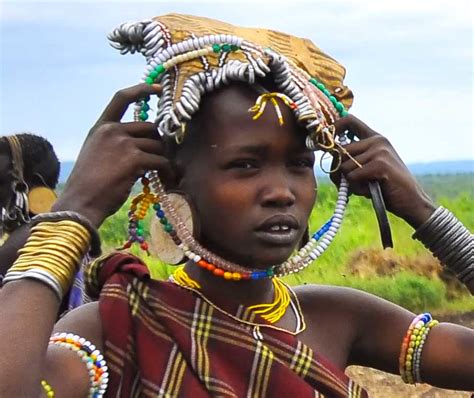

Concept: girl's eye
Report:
left=228, top=160, right=257, bottom=169
left=290, top=158, right=314, bottom=168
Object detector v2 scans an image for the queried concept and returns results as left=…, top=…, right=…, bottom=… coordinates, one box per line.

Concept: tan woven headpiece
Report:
left=109, top=13, right=353, bottom=149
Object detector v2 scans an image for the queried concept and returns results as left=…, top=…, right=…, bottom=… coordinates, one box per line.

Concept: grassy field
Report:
left=100, top=173, right=474, bottom=314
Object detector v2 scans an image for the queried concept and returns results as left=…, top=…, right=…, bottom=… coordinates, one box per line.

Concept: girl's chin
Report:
left=199, top=239, right=296, bottom=269
left=225, top=250, right=295, bottom=270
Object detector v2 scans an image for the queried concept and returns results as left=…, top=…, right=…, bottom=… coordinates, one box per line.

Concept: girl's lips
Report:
left=253, top=228, right=299, bottom=246
left=256, top=214, right=300, bottom=231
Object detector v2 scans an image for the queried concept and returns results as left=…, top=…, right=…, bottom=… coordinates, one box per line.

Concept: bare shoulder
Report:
left=292, top=284, right=380, bottom=348
left=54, top=301, right=103, bottom=346
left=293, top=284, right=415, bottom=372
left=42, top=302, right=103, bottom=397
left=293, top=283, right=414, bottom=322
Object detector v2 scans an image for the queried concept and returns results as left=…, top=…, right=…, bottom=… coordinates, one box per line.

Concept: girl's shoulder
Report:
left=293, top=283, right=409, bottom=320
left=293, top=283, right=414, bottom=368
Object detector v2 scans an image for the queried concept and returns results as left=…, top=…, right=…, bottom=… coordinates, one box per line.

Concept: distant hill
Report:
left=406, top=160, right=473, bottom=175
left=59, top=159, right=474, bottom=183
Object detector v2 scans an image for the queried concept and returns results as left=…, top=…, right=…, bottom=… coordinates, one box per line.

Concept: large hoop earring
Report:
left=149, top=192, right=196, bottom=264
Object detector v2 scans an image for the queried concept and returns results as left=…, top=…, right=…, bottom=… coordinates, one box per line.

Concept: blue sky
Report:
left=0, top=0, right=472, bottom=163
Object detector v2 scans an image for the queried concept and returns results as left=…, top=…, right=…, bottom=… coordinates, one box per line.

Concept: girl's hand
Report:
left=52, top=84, right=174, bottom=227
left=331, top=115, right=436, bottom=229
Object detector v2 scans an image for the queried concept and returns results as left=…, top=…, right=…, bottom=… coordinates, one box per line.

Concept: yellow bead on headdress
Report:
left=248, top=92, right=298, bottom=126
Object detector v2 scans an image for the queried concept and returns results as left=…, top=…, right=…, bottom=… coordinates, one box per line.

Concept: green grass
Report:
left=99, top=177, right=474, bottom=314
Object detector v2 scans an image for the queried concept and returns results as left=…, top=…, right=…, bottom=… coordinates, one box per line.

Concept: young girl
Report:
left=0, top=14, right=472, bottom=397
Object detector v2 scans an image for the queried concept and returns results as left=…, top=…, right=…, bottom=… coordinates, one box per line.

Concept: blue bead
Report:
left=422, top=313, right=432, bottom=323
left=157, top=210, right=165, bottom=218
left=251, top=272, right=259, bottom=280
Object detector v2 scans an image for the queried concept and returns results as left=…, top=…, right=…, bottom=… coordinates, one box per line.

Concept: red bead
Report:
left=242, top=272, right=251, bottom=280
left=140, top=242, right=149, bottom=251
left=123, top=241, right=132, bottom=249
left=213, top=268, right=224, bottom=277
left=197, top=260, right=208, bottom=268
left=206, top=263, right=216, bottom=271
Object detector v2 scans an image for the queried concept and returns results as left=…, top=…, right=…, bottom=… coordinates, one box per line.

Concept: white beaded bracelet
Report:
left=49, top=333, right=109, bottom=397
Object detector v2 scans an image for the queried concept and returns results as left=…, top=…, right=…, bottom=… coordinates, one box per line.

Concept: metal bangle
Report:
left=2, top=269, right=63, bottom=301
left=31, top=211, right=101, bottom=257
left=412, top=206, right=473, bottom=285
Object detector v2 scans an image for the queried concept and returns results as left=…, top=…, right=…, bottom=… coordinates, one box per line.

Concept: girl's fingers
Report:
left=133, top=138, right=164, bottom=155
left=137, top=153, right=177, bottom=189
left=339, top=150, right=373, bottom=176
left=122, top=122, right=159, bottom=138
left=96, top=84, right=161, bottom=123
left=335, top=114, right=380, bottom=141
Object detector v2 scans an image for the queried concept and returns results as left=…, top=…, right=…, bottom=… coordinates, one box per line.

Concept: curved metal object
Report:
left=368, top=181, right=393, bottom=249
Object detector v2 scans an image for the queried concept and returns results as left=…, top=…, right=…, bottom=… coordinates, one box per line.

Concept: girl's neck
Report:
left=183, top=261, right=275, bottom=307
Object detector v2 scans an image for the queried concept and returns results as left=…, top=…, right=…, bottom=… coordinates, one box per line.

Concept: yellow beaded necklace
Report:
left=172, top=266, right=293, bottom=324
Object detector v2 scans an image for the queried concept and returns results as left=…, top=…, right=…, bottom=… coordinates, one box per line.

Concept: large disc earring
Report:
left=27, top=186, right=57, bottom=215
left=149, top=192, right=195, bottom=265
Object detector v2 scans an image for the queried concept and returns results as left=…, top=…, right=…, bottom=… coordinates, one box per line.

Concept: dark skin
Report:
left=0, top=151, right=45, bottom=277
left=0, top=153, right=14, bottom=211
left=0, top=84, right=472, bottom=397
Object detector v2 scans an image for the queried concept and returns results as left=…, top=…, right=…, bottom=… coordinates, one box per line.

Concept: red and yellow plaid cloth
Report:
left=85, top=253, right=367, bottom=397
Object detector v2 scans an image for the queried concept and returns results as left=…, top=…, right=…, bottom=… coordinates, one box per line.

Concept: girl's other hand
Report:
left=52, top=84, right=175, bottom=227
left=331, top=115, right=436, bottom=229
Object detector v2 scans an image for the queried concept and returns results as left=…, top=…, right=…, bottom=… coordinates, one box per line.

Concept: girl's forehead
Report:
left=194, top=85, right=303, bottom=145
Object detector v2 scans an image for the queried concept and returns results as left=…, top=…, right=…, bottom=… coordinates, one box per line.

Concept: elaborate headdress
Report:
left=110, top=14, right=353, bottom=279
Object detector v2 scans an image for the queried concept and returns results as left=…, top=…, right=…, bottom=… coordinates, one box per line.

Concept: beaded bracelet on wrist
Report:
left=399, top=313, right=439, bottom=384
left=49, top=333, right=108, bottom=397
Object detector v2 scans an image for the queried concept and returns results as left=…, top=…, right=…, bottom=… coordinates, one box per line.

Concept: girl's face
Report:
left=178, top=84, right=316, bottom=268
